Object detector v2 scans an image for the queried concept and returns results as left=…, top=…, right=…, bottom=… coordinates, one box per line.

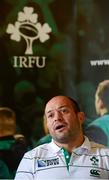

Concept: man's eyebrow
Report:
left=46, top=105, right=68, bottom=114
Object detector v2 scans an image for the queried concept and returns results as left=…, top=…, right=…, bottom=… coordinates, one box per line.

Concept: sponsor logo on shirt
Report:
left=90, top=169, right=100, bottom=177
left=38, top=158, right=59, bottom=167
left=90, top=156, right=101, bottom=177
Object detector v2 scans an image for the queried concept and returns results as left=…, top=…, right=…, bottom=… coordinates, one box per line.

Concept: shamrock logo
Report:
left=6, top=7, right=52, bottom=54
left=90, top=156, right=99, bottom=166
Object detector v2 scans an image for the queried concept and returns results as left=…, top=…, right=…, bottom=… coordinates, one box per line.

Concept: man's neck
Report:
left=54, top=135, right=84, bottom=153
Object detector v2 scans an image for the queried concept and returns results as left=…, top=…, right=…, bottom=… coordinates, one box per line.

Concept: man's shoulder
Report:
left=90, top=140, right=109, bottom=153
left=24, top=142, right=52, bottom=158
left=90, top=140, right=106, bottom=148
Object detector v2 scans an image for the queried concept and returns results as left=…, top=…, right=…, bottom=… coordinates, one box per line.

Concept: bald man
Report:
left=15, top=96, right=109, bottom=179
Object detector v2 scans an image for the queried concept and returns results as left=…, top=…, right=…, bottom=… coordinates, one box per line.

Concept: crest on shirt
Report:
left=38, top=158, right=59, bottom=167
left=90, top=156, right=99, bottom=166
left=90, top=156, right=101, bottom=178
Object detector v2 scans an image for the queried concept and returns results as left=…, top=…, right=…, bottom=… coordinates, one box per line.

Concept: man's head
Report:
left=44, top=96, right=85, bottom=144
left=0, top=107, right=16, bottom=137
left=95, top=80, right=109, bottom=116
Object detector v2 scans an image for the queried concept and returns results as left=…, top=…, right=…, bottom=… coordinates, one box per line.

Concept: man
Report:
left=85, top=80, right=109, bottom=146
left=0, top=107, right=27, bottom=178
left=15, top=95, right=109, bottom=179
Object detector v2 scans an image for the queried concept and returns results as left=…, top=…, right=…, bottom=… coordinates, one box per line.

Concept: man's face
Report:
left=45, top=96, right=84, bottom=143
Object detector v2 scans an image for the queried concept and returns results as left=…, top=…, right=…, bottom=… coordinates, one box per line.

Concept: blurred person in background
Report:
left=0, top=107, right=27, bottom=179
left=0, top=159, right=10, bottom=179
left=14, top=80, right=45, bottom=148
left=85, top=80, right=109, bottom=146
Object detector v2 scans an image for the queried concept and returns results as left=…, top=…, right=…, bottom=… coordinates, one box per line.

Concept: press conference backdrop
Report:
left=0, top=0, right=109, bottom=144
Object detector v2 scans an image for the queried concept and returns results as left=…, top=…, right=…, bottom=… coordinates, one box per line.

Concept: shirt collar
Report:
left=49, top=139, right=61, bottom=153
left=72, top=136, right=91, bottom=154
left=49, top=136, right=91, bottom=154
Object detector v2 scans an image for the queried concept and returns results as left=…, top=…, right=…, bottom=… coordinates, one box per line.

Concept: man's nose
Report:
left=54, top=111, right=62, bottom=121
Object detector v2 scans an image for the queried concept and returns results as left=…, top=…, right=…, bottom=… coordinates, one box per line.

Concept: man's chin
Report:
left=53, top=134, right=69, bottom=144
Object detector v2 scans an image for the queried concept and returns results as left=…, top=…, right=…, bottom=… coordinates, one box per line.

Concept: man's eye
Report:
left=48, top=114, right=53, bottom=118
left=61, top=108, right=69, bottom=113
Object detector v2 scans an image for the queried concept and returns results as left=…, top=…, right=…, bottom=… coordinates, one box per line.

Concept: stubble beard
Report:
left=52, top=129, right=78, bottom=144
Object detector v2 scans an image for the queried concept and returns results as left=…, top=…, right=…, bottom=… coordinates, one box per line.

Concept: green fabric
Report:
left=0, top=160, right=10, bottom=179
left=61, top=148, right=71, bottom=171
left=86, top=114, right=109, bottom=146
left=0, top=137, right=27, bottom=179
left=35, top=134, right=52, bottom=147
left=0, top=140, right=15, bottom=150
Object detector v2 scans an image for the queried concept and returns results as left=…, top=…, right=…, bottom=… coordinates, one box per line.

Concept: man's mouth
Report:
left=55, top=124, right=66, bottom=131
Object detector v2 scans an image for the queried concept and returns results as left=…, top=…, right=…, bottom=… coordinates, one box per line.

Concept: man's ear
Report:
left=43, top=115, right=49, bottom=134
left=77, top=112, right=85, bottom=124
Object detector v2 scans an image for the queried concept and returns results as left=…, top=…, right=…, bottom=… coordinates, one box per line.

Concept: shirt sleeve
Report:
left=14, top=153, right=34, bottom=180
